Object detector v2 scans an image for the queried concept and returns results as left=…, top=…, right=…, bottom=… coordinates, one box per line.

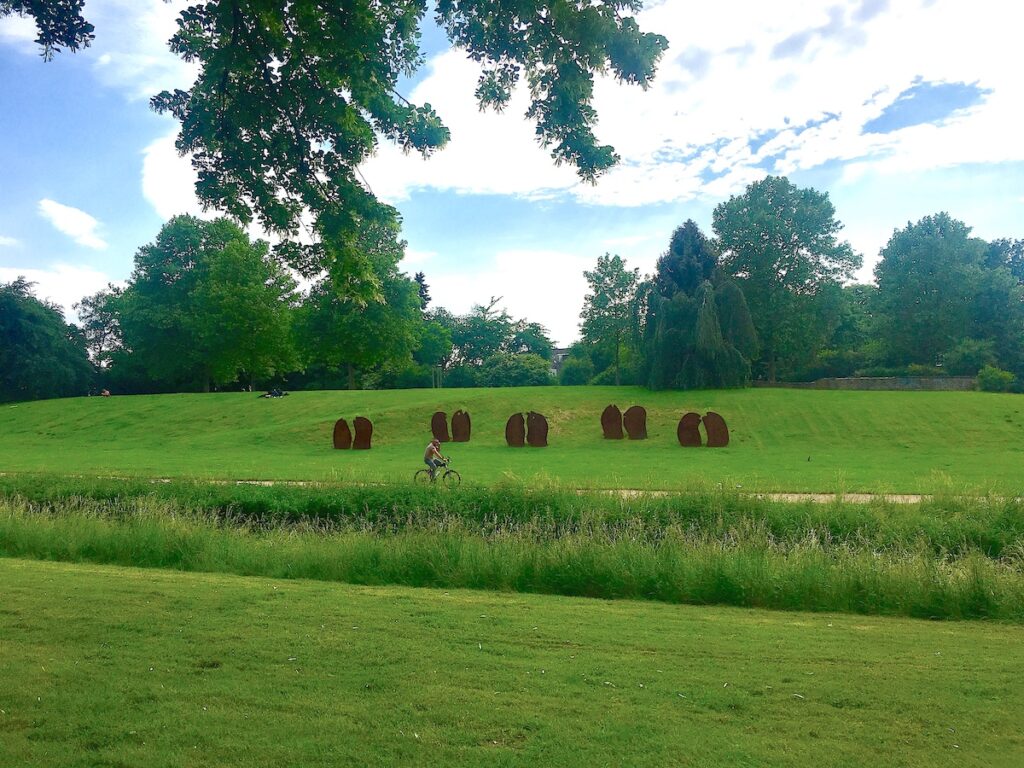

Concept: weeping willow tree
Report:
left=643, top=221, right=757, bottom=390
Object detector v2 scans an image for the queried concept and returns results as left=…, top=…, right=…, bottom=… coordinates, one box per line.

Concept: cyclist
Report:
left=423, top=438, right=448, bottom=480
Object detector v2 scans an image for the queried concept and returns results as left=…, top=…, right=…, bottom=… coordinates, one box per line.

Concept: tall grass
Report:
left=3, top=493, right=1022, bottom=622
left=2, top=473, right=1022, bottom=556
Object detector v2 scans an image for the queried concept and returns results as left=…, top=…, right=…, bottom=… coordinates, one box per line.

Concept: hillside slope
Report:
left=1, top=387, right=1022, bottom=491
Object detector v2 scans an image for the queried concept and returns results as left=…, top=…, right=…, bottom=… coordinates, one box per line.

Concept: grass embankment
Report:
left=1, top=387, right=1023, bottom=492
left=2, top=558, right=1023, bottom=768
left=3, top=478, right=1023, bottom=621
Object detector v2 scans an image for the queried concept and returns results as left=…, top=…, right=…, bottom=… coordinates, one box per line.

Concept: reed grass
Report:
left=3, top=491, right=1022, bottom=622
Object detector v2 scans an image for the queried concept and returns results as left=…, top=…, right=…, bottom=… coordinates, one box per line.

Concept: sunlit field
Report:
left=3, top=558, right=1022, bottom=768
left=2, top=387, right=1022, bottom=493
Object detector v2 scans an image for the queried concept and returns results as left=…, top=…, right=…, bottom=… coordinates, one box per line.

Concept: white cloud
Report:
left=426, top=249, right=595, bottom=347
left=361, top=49, right=579, bottom=203
left=0, top=235, right=19, bottom=247
left=37, top=199, right=108, bottom=250
left=401, top=249, right=436, bottom=268
left=360, top=0, right=1024, bottom=209
left=89, top=0, right=198, bottom=100
left=0, top=12, right=37, bottom=53
left=140, top=130, right=306, bottom=247
left=141, top=131, right=203, bottom=220
left=0, top=264, right=114, bottom=322
left=2, top=1, right=197, bottom=99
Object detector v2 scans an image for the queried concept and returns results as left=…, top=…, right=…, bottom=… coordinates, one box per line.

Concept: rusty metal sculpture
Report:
left=505, top=413, right=526, bottom=447
left=601, top=404, right=623, bottom=439
left=332, top=418, right=352, bottom=450
left=677, top=412, right=703, bottom=447
left=431, top=411, right=450, bottom=442
left=623, top=405, right=647, bottom=440
left=526, top=411, right=549, bottom=447
left=702, top=411, right=729, bottom=447
left=451, top=409, right=471, bottom=442
left=353, top=416, right=373, bottom=450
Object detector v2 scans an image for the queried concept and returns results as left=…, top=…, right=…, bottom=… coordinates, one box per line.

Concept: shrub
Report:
left=386, top=364, right=433, bottom=389
left=443, top=365, right=479, bottom=388
left=906, top=363, right=947, bottom=377
left=478, top=353, right=553, bottom=387
left=559, top=356, right=593, bottom=385
left=855, top=365, right=907, bottom=378
left=944, top=339, right=997, bottom=376
left=977, top=365, right=1016, bottom=392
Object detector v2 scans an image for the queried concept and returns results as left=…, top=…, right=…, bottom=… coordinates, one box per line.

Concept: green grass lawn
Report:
left=1, top=558, right=1021, bottom=767
left=2, top=387, right=1023, bottom=492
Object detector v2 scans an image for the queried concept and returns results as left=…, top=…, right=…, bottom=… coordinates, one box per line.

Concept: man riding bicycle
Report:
left=423, top=438, right=448, bottom=479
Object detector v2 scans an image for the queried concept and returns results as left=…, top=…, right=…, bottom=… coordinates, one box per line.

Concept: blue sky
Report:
left=2, top=0, right=1022, bottom=345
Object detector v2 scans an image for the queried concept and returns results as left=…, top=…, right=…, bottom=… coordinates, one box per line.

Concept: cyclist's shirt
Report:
left=424, top=443, right=443, bottom=462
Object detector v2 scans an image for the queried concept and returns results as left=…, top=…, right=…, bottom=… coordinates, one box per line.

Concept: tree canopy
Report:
left=655, top=220, right=717, bottom=298
left=580, top=253, right=640, bottom=385
left=642, top=222, right=756, bottom=390
left=874, top=213, right=1024, bottom=373
left=147, top=1, right=667, bottom=293
left=714, top=176, right=860, bottom=381
left=1, top=277, right=92, bottom=402
left=14, top=1, right=667, bottom=296
left=0, top=1, right=93, bottom=59
left=111, top=216, right=298, bottom=392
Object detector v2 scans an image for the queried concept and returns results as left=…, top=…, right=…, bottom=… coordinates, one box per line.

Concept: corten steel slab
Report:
left=353, top=416, right=374, bottom=450
left=505, top=413, right=526, bottom=447
left=623, top=405, right=648, bottom=440
left=431, top=411, right=450, bottom=442
left=451, top=410, right=471, bottom=442
left=702, top=411, right=729, bottom=447
left=601, top=404, right=623, bottom=439
left=526, top=411, right=549, bottom=447
left=332, top=418, right=352, bottom=450
left=677, top=412, right=703, bottom=447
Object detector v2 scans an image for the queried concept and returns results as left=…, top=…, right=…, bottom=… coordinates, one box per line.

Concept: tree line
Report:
left=4, top=175, right=1023, bottom=403
left=1, top=214, right=562, bottom=401
left=569, top=176, right=1024, bottom=392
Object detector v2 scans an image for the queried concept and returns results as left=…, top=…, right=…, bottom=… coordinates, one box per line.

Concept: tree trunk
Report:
left=614, top=330, right=621, bottom=386
left=768, top=353, right=777, bottom=384
left=347, top=363, right=356, bottom=390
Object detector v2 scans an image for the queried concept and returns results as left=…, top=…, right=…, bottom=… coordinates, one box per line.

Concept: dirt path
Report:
left=2, top=471, right=947, bottom=503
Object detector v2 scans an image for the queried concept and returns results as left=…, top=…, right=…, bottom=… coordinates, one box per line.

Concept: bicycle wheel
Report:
left=441, top=469, right=461, bottom=488
left=413, top=469, right=433, bottom=485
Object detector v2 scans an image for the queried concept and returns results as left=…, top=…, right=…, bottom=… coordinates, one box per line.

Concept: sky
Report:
left=1, top=0, right=1022, bottom=347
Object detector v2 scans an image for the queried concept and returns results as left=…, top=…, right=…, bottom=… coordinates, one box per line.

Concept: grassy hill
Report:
left=1, top=386, right=1023, bottom=492
left=3, top=557, right=1022, bottom=768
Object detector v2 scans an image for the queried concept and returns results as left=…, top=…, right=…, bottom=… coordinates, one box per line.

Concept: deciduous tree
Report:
left=1, top=277, right=92, bottom=402
left=0, top=0, right=93, bottom=59
left=73, top=286, right=122, bottom=369
left=115, top=216, right=298, bottom=391
left=298, top=270, right=423, bottom=390
left=874, top=215, right=1024, bottom=374
left=714, top=176, right=860, bottom=381
left=148, top=1, right=667, bottom=292
left=580, top=253, right=640, bottom=385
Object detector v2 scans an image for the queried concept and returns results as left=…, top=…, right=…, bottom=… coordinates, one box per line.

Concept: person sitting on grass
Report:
left=423, top=438, right=448, bottom=479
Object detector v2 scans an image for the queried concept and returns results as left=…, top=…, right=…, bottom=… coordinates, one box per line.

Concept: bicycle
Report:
left=414, top=459, right=461, bottom=488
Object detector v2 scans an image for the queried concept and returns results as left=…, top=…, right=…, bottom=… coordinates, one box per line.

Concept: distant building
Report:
left=550, top=347, right=571, bottom=377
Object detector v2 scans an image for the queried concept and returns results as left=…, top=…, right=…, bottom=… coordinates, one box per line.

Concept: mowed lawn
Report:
left=2, top=558, right=1022, bottom=768
left=1, top=387, right=1023, bottom=492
